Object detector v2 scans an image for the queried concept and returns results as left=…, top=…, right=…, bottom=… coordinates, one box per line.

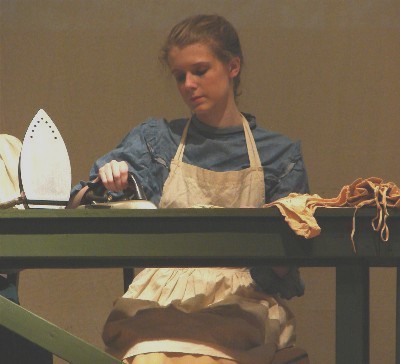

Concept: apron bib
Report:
left=159, top=115, right=265, bottom=209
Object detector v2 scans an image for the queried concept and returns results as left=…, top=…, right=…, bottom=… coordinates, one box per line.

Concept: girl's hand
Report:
left=98, top=160, right=129, bottom=192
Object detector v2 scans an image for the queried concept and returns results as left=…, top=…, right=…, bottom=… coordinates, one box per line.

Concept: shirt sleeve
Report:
left=70, top=119, right=169, bottom=205
left=266, top=140, right=310, bottom=202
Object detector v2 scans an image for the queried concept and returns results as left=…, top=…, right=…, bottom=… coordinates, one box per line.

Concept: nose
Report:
left=184, top=73, right=197, bottom=89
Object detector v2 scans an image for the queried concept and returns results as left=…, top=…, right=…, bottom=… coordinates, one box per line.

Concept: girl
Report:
left=70, top=14, right=309, bottom=364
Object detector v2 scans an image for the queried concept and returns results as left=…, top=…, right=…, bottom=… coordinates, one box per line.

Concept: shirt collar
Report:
left=191, top=113, right=256, bottom=135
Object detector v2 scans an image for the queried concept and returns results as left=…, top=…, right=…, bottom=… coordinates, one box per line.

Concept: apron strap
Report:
left=174, top=119, right=191, bottom=163
left=241, top=114, right=262, bottom=168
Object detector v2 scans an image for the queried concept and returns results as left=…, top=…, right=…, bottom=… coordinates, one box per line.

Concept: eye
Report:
left=174, top=73, right=186, bottom=83
left=194, top=67, right=208, bottom=76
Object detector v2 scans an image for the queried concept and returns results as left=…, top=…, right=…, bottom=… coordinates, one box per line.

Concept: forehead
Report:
left=167, top=43, right=220, bottom=70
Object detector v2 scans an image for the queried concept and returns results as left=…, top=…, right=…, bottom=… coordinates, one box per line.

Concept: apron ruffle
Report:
left=123, top=267, right=257, bottom=309
left=103, top=268, right=295, bottom=362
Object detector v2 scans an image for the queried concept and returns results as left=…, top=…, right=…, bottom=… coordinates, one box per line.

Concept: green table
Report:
left=0, top=207, right=399, bottom=363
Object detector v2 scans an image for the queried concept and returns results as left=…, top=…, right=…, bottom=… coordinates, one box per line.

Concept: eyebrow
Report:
left=171, top=61, right=211, bottom=74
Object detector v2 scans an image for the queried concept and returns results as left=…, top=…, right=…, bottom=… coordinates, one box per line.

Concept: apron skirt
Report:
left=102, top=267, right=295, bottom=364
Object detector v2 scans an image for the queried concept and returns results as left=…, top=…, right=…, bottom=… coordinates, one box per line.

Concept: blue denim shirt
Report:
left=72, top=113, right=309, bottom=204
left=71, top=113, right=310, bottom=299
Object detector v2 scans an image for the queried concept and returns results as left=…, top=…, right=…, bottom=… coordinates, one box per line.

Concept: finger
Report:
left=98, top=162, right=116, bottom=191
left=98, top=161, right=129, bottom=192
left=111, top=160, right=125, bottom=191
left=97, top=166, right=107, bottom=185
left=119, top=161, right=129, bottom=188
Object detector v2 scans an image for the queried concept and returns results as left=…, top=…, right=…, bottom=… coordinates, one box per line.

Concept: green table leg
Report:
left=336, top=264, right=369, bottom=364
left=0, top=295, right=122, bottom=364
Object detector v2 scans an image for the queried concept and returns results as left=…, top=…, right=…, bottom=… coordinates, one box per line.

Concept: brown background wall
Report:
left=1, top=1, right=399, bottom=363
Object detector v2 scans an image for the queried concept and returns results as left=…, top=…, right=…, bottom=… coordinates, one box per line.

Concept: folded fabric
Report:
left=0, top=134, right=22, bottom=204
left=263, top=177, right=400, bottom=251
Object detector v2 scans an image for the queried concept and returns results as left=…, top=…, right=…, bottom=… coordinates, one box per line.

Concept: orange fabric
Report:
left=263, top=177, right=400, bottom=250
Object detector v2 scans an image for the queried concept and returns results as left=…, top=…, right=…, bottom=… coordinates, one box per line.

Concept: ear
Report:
left=228, top=57, right=241, bottom=78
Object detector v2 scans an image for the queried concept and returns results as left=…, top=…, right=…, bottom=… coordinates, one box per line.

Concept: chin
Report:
left=191, top=104, right=212, bottom=116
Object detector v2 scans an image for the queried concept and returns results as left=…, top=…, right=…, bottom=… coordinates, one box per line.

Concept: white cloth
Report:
left=0, top=134, right=22, bottom=203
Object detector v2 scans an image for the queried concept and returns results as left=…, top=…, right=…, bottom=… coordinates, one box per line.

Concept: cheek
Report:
left=176, top=83, right=186, bottom=97
left=209, top=70, right=231, bottom=92
left=211, top=77, right=230, bottom=97
left=176, top=85, right=192, bottom=106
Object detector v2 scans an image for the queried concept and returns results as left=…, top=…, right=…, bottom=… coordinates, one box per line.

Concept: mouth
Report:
left=190, top=95, right=204, bottom=103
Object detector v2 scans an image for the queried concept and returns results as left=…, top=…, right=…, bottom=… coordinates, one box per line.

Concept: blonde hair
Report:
left=161, top=14, right=243, bottom=98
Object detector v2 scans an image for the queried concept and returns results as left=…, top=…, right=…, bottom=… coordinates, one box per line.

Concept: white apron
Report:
left=102, top=116, right=295, bottom=364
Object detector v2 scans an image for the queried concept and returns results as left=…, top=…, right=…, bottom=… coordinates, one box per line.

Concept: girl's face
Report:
left=168, top=42, right=240, bottom=124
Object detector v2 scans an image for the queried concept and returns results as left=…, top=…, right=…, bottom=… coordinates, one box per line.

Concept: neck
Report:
left=195, top=101, right=243, bottom=128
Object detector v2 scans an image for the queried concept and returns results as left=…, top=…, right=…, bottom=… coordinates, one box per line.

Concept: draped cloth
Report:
left=263, top=177, right=400, bottom=250
left=0, top=134, right=22, bottom=204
